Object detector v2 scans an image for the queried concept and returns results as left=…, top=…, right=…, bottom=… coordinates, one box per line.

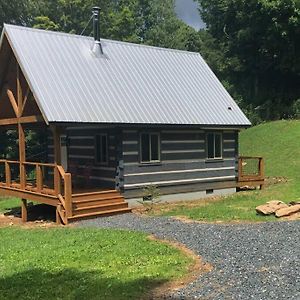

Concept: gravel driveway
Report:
left=77, top=214, right=300, bottom=300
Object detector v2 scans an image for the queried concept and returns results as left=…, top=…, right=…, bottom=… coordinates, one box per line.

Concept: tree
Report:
left=0, top=0, right=32, bottom=32
left=198, top=0, right=300, bottom=120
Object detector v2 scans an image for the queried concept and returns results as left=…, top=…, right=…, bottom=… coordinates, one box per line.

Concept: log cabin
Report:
left=0, top=9, right=264, bottom=224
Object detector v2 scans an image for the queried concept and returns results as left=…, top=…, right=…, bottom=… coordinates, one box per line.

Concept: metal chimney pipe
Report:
left=91, top=7, right=103, bottom=56
left=92, top=7, right=100, bottom=42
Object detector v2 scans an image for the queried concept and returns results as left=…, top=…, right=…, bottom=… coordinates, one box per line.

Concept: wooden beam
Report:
left=6, top=89, right=19, bottom=117
left=0, top=186, right=58, bottom=206
left=0, top=115, right=43, bottom=126
left=56, top=206, right=63, bottom=225
left=64, top=173, right=72, bottom=218
left=0, top=117, right=18, bottom=126
left=18, top=123, right=26, bottom=189
left=20, top=115, right=43, bottom=124
left=21, top=199, right=27, bottom=222
left=5, top=161, right=11, bottom=187
left=21, top=86, right=30, bottom=116
left=52, top=126, right=63, bottom=197
left=17, top=65, right=23, bottom=117
left=18, top=123, right=25, bottom=162
left=36, top=164, right=43, bottom=193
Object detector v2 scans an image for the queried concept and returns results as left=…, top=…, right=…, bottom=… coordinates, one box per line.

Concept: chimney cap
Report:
left=92, top=6, right=101, bottom=14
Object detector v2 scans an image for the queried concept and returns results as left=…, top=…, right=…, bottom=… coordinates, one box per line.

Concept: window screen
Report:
left=141, top=133, right=150, bottom=162
left=96, top=134, right=108, bottom=164
left=207, top=133, right=215, bottom=159
left=140, top=133, right=160, bottom=163
left=207, top=133, right=222, bottom=159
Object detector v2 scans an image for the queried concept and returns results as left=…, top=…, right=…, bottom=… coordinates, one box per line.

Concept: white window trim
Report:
left=140, top=132, right=161, bottom=164
left=95, top=134, right=109, bottom=165
left=206, top=133, right=223, bottom=160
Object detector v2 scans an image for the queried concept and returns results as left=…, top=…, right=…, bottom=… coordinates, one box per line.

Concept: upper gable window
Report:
left=207, top=133, right=222, bottom=159
left=140, top=133, right=160, bottom=163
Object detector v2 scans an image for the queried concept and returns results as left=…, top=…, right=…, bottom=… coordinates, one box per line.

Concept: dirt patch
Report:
left=143, top=235, right=212, bottom=299
left=133, top=195, right=224, bottom=216
left=171, top=215, right=261, bottom=225
left=172, top=214, right=300, bottom=225
left=0, top=214, right=23, bottom=227
left=0, top=214, right=58, bottom=228
left=265, top=176, right=288, bottom=186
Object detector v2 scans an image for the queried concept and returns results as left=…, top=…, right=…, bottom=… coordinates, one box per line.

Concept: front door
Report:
left=60, top=135, right=68, bottom=171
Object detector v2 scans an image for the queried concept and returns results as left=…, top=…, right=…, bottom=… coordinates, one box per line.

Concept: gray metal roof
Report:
left=2, top=24, right=251, bottom=126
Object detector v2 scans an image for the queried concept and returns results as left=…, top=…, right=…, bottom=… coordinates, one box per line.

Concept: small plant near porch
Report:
left=0, top=227, right=192, bottom=300
left=139, top=185, right=161, bottom=212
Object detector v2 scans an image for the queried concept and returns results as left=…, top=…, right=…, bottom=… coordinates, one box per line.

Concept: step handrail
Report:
left=55, top=165, right=72, bottom=220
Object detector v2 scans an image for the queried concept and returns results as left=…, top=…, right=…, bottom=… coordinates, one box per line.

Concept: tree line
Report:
left=0, top=0, right=299, bottom=123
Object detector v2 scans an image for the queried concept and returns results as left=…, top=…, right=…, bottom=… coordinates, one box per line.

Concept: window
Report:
left=207, top=133, right=222, bottom=159
left=140, top=133, right=160, bottom=163
left=95, top=134, right=108, bottom=164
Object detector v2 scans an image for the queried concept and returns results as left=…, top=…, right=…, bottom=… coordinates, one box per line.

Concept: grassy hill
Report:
left=240, top=120, right=300, bottom=179
left=239, top=120, right=300, bottom=204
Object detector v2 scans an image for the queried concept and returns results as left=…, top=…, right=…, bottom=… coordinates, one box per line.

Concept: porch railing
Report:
left=0, top=159, right=72, bottom=223
left=238, top=156, right=265, bottom=183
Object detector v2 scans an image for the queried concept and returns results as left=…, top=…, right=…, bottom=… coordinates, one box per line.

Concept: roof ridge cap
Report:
left=4, top=24, right=201, bottom=56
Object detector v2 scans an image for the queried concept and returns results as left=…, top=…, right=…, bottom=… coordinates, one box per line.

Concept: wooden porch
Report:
left=0, top=56, right=131, bottom=224
left=0, top=160, right=131, bottom=224
left=0, top=156, right=265, bottom=224
left=237, top=156, right=265, bottom=189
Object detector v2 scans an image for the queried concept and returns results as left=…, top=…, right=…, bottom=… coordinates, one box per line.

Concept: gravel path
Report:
left=77, top=214, right=300, bottom=300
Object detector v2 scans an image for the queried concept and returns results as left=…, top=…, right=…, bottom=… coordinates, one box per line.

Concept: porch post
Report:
left=21, top=199, right=27, bottom=222
left=17, top=65, right=26, bottom=189
left=52, top=125, right=61, bottom=195
left=52, top=125, right=61, bottom=165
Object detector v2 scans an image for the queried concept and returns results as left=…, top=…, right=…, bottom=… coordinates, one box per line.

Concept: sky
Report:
left=175, top=0, right=205, bottom=30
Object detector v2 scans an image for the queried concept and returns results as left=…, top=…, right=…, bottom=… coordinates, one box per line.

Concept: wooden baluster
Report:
left=5, top=161, right=11, bottom=187
left=20, top=162, right=26, bottom=189
left=54, top=166, right=61, bottom=196
left=64, top=173, right=72, bottom=218
left=36, top=164, right=43, bottom=193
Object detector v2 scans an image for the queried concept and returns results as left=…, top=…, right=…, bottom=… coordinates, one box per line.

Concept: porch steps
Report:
left=67, top=207, right=132, bottom=222
left=68, top=190, right=131, bottom=222
left=74, top=202, right=129, bottom=215
left=73, top=196, right=126, bottom=208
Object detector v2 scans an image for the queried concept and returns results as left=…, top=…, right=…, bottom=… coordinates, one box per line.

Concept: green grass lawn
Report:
left=0, top=197, right=20, bottom=213
left=151, top=120, right=300, bottom=222
left=0, top=227, right=192, bottom=300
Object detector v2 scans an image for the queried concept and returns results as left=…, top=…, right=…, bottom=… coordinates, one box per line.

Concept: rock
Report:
left=256, top=205, right=273, bottom=215
left=275, top=204, right=300, bottom=218
left=256, top=201, right=289, bottom=215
